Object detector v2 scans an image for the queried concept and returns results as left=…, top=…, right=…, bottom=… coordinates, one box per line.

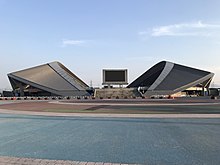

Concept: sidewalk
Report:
left=0, top=156, right=134, bottom=165
left=1, top=108, right=220, bottom=118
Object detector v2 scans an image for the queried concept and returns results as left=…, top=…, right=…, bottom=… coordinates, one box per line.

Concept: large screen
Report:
left=103, top=69, right=128, bottom=85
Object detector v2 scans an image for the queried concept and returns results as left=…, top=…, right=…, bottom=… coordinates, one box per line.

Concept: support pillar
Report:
left=18, top=83, right=24, bottom=97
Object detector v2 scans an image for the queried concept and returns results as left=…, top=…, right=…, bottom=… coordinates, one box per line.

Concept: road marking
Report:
left=0, top=108, right=220, bottom=118
left=49, top=100, right=220, bottom=106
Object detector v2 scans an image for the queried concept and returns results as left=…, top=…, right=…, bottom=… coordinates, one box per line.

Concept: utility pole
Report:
left=90, top=80, right=93, bottom=87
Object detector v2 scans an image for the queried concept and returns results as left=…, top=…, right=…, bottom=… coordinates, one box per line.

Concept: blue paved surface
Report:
left=0, top=114, right=220, bottom=165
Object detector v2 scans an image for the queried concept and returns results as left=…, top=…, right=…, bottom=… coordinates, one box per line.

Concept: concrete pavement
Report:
left=0, top=156, right=133, bottom=165
left=0, top=114, right=220, bottom=165
left=1, top=108, right=220, bottom=118
left=1, top=98, right=220, bottom=165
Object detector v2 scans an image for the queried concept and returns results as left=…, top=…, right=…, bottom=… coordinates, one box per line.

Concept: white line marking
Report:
left=0, top=108, right=220, bottom=118
left=49, top=101, right=220, bottom=106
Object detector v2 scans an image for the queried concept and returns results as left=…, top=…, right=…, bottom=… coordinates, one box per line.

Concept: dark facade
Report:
left=128, top=61, right=214, bottom=96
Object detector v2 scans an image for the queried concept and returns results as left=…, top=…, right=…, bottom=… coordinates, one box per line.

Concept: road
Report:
left=0, top=114, right=219, bottom=165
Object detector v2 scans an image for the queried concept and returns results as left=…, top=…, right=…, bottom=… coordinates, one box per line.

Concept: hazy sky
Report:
left=1, top=0, right=220, bottom=90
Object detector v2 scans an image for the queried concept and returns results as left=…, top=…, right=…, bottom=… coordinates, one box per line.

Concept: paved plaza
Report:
left=1, top=98, right=220, bottom=114
left=0, top=156, right=132, bottom=165
left=0, top=113, right=219, bottom=165
left=0, top=98, right=220, bottom=164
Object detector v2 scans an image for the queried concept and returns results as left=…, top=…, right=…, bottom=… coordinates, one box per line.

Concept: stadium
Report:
left=128, top=61, right=214, bottom=97
left=7, top=61, right=214, bottom=98
left=7, top=61, right=91, bottom=97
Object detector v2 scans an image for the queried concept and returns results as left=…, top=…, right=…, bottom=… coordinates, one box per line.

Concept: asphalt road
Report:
left=0, top=114, right=219, bottom=165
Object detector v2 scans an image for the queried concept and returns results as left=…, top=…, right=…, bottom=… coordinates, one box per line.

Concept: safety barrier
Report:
left=0, top=95, right=179, bottom=101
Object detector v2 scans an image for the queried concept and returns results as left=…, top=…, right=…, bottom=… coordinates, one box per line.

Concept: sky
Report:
left=1, top=0, right=220, bottom=90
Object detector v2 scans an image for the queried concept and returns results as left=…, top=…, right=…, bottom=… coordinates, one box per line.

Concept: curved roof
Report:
left=128, top=61, right=214, bottom=95
left=8, top=61, right=89, bottom=96
left=128, top=61, right=166, bottom=88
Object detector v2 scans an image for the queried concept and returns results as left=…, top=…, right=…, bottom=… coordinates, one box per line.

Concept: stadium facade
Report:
left=8, top=60, right=214, bottom=97
left=127, top=61, right=214, bottom=97
left=8, top=61, right=90, bottom=96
